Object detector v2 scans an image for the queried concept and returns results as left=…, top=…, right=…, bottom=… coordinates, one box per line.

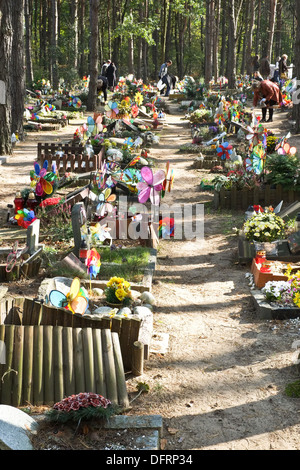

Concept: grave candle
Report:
left=14, top=191, right=24, bottom=214
left=26, top=191, right=38, bottom=211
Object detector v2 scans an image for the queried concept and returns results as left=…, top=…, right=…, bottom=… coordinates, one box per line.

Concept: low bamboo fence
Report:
left=0, top=297, right=144, bottom=407
left=214, top=185, right=300, bottom=210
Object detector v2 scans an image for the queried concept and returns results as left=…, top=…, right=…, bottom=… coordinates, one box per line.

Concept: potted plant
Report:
left=104, top=276, right=132, bottom=306
left=243, top=211, right=286, bottom=255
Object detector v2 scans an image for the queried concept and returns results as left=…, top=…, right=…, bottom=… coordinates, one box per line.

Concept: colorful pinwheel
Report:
left=217, top=142, right=233, bottom=160
left=246, top=124, right=265, bottom=147
left=105, top=101, right=119, bottom=119
left=49, top=277, right=89, bottom=315
left=30, top=161, right=54, bottom=197
left=96, top=187, right=117, bottom=217
left=90, top=223, right=112, bottom=244
left=86, top=248, right=101, bottom=279
left=248, top=144, right=266, bottom=175
left=276, top=132, right=297, bottom=156
left=159, top=217, right=175, bottom=238
left=136, top=167, right=165, bottom=205
left=94, top=160, right=107, bottom=190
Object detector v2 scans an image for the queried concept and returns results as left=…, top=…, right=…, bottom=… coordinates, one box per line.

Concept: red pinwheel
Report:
left=137, top=167, right=165, bottom=206
left=217, top=142, right=233, bottom=160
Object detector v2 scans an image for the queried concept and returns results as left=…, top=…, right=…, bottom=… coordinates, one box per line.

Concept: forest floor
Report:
left=1, top=97, right=300, bottom=451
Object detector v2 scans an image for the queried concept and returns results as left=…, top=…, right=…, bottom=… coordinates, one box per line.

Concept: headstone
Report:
left=26, top=218, right=40, bottom=255
left=0, top=405, right=38, bottom=450
left=71, top=202, right=88, bottom=257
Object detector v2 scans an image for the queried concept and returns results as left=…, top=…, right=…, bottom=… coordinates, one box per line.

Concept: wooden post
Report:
left=53, top=326, right=64, bottom=402
left=73, top=328, right=85, bottom=393
left=62, top=327, right=75, bottom=397
left=82, top=328, right=95, bottom=392
left=1, top=325, right=15, bottom=405
left=131, top=340, right=144, bottom=377
left=33, top=326, right=44, bottom=405
left=102, top=329, right=118, bottom=404
left=12, top=326, right=24, bottom=407
left=111, top=332, right=129, bottom=408
left=119, top=317, right=132, bottom=371
left=43, top=325, right=54, bottom=405
left=23, top=326, right=34, bottom=406
left=92, top=328, right=106, bottom=396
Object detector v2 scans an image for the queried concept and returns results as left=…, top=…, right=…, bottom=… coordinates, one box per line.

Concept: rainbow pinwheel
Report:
left=105, top=101, right=119, bottom=119
left=49, top=277, right=89, bottom=315
left=86, top=248, right=101, bottom=279
left=14, top=209, right=37, bottom=229
left=30, top=161, right=55, bottom=197
left=123, top=137, right=134, bottom=148
left=217, top=142, right=233, bottom=160
left=246, top=144, right=266, bottom=175
left=159, top=217, right=175, bottom=238
left=246, top=124, right=265, bottom=147
left=96, top=187, right=117, bottom=217
left=136, top=167, right=165, bottom=206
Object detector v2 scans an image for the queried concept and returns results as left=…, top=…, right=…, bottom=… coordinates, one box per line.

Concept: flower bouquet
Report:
left=104, top=276, right=132, bottom=306
left=47, top=392, right=119, bottom=423
left=262, top=280, right=293, bottom=305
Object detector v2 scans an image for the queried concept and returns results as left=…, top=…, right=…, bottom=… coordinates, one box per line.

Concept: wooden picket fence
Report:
left=0, top=296, right=144, bottom=407
left=214, top=185, right=300, bottom=210
left=37, top=142, right=104, bottom=174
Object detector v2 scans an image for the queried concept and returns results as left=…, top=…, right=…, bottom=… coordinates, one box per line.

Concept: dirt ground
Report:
left=1, top=98, right=300, bottom=451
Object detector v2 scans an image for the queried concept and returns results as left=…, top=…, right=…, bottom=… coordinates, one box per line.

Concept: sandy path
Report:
left=1, top=102, right=300, bottom=450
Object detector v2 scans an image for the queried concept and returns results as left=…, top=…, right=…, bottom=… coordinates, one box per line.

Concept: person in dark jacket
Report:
left=259, top=55, right=271, bottom=79
left=106, top=62, right=117, bottom=91
left=252, top=79, right=283, bottom=122
left=159, top=60, right=172, bottom=96
left=279, top=54, right=288, bottom=79
left=97, top=75, right=108, bottom=102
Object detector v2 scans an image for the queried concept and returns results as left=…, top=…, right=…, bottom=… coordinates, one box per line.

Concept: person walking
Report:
left=259, top=55, right=271, bottom=80
left=106, top=61, right=117, bottom=92
left=279, top=54, right=288, bottom=80
left=252, top=79, right=282, bottom=123
left=159, top=59, right=172, bottom=97
left=101, top=60, right=111, bottom=77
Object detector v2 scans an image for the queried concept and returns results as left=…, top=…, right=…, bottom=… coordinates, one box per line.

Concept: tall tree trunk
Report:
left=78, top=0, right=87, bottom=78
left=142, top=0, right=149, bottom=81
left=255, top=0, right=261, bottom=55
left=227, top=0, right=244, bottom=88
left=87, top=0, right=99, bottom=111
left=71, top=0, right=79, bottom=71
left=11, top=0, right=26, bottom=141
left=219, top=0, right=227, bottom=77
left=275, top=0, right=282, bottom=59
left=213, top=0, right=221, bottom=81
left=50, top=0, right=58, bottom=89
left=267, top=0, right=277, bottom=61
left=245, top=0, right=255, bottom=75
left=161, top=0, right=169, bottom=63
left=25, top=0, right=34, bottom=87
left=0, top=0, right=13, bottom=155
left=205, top=0, right=213, bottom=84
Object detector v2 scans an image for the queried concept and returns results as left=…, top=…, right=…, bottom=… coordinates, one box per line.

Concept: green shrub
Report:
left=265, top=153, right=300, bottom=189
